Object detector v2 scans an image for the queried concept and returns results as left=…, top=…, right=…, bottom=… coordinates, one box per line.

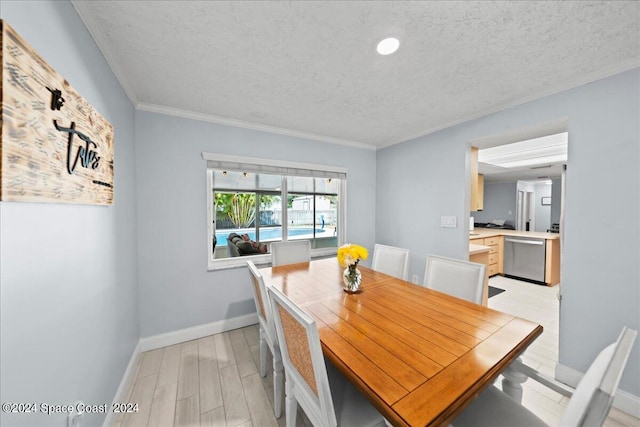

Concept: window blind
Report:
left=202, top=152, right=347, bottom=179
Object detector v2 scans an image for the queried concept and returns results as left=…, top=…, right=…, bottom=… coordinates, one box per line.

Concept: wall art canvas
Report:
left=1, top=20, right=114, bottom=205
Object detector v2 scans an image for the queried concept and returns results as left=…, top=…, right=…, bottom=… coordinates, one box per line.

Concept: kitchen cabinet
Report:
left=470, top=235, right=502, bottom=276
left=469, top=243, right=490, bottom=306
left=470, top=147, right=483, bottom=212
left=471, top=229, right=560, bottom=286
left=470, top=147, right=479, bottom=211
left=477, top=173, right=484, bottom=211
left=484, top=235, right=502, bottom=275
left=545, top=238, right=561, bottom=285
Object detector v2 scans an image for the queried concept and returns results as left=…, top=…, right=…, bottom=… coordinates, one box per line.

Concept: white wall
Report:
left=376, top=69, right=640, bottom=397
left=0, top=2, right=138, bottom=426
left=134, top=110, right=376, bottom=338
left=533, top=182, right=552, bottom=232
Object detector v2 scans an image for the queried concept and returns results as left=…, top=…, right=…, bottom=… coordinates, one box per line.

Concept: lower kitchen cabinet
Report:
left=471, top=231, right=560, bottom=286
left=469, top=245, right=490, bottom=306
left=470, top=236, right=502, bottom=276
left=545, top=238, right=561, bottom=286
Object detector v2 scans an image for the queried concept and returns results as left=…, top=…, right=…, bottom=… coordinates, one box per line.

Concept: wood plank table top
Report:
left=259, top=258, right=543, bottom=427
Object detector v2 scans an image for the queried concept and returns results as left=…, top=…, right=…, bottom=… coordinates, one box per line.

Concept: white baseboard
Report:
left=556, top=362, right=640, bottom=418
left=103, top=314, right=258, bottom=426
left=103, top=340, right=142, bottom=427
left=554, top=363, right=583, bottom=387
left=139, top=313, right=258, bottom=352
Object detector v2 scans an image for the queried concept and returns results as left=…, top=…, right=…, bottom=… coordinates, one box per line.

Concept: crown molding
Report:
left=67, top=2, right=640, bottom=152
left=136, top=103, right=377, bottom=151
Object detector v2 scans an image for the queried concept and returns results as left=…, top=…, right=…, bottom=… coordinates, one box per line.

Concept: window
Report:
left=204, top=153, right=346, bottom=269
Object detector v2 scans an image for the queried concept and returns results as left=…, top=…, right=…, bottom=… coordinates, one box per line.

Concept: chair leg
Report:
left=259, top=326, right=267, bottom=377
left=285, top=379, right=297, bottom=427
left=502, top=357, right=528, bottom=403
left=273, top=350, right=284, bottom=418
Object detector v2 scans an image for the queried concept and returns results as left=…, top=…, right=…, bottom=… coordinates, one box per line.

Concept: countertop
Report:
left=469, top=243, right=491, bottom=255
left=470, top=228, right=560, bottom=240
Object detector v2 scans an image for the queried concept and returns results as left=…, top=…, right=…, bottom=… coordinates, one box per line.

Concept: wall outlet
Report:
left=440, top=216, right=457, bottom=228
left=412, top=274, right=419, bottom=284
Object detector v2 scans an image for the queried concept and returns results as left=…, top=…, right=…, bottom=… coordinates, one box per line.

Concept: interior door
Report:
left=517, top=189, right=535, bottom=231
left=526, top=191, right=534, bottom=231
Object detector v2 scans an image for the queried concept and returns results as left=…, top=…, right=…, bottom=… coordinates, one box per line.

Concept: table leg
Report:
left=502, top=357, right=528, bottom=403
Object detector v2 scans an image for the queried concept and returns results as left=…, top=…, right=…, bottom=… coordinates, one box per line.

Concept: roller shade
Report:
left=202, top=152, right=347, bottom=179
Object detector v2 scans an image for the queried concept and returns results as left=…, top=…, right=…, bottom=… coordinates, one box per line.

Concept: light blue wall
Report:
left=0, top=2, right=138, bottom=427
left=134, top=111, right=376, bottom=337
left=376, top=135, right=469, bottom=282
left=377, top=69, right=639, bottom=396
left=471, top=182, right=517, bottom=226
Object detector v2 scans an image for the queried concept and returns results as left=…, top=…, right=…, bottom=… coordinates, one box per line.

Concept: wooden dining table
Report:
left=259, top=257, right=543, bottom=427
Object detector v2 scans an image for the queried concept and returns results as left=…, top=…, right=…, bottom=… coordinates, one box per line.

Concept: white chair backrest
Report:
left=271, top=240, right=311, bottom=266
left=423, top=255, right=485, bottom=304
left=561, top=327, right=637, bottom=427
left=371, top=243, right=410, bottom=280
left=267, top=286, right=338, bottom=427
left=247, top=260, right=276, bottom=341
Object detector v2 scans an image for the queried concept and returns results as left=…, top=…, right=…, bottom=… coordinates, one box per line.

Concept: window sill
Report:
left=207, top=247, right=337, bottom=271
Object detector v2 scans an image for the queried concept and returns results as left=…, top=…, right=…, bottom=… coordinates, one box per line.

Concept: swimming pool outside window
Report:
left=203, top=153, right=346, bottom=269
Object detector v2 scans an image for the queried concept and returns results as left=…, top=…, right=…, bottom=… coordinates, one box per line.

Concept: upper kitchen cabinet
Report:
left=470, top=146, right=484, bottom=211
left=477, top=173, right=484, bottom=211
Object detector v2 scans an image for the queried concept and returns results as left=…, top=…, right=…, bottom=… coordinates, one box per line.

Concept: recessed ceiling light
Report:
left=376, top=37, right=399, bottom=55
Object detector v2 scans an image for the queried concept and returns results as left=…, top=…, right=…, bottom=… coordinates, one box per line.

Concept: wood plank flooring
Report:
left=114, top=276, right=639, bottom=426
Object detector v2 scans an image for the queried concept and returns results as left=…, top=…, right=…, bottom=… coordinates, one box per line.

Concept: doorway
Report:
left=516, top=188, right=535, bottom=231
left=468, top=119, right=568, bottom=382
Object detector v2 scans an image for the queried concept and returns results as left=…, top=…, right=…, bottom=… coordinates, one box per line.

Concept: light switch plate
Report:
left=441, top=216, right=457, bottom=228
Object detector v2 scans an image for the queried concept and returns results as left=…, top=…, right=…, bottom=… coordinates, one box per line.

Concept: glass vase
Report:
left=342, top=265, right=362, bottom=293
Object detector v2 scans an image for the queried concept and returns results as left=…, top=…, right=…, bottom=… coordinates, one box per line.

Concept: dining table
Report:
left=258, top=257, right=543, bottom=427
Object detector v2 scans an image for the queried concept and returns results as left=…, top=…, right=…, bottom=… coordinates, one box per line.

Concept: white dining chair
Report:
left=271, top=240, right=311, bottom=266
left=246, top=261, right=284, bottom=418
left=371, top=243, right=410, bottom=280
left=452, top=327, right=637, bottom=427
left=267, top=286, right=386, bottom=427
left=423, top=254, right=485, bottom=304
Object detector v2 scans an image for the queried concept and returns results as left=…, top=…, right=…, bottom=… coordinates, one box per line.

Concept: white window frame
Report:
left=203, top=153, right=347, bottom=270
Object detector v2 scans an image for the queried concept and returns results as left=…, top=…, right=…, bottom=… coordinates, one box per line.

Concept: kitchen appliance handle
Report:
left=505, top=238, right=545, bottom=245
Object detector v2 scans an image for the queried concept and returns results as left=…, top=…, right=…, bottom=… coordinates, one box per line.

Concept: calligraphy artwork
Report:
left=0, top=20, right=114, bottom=205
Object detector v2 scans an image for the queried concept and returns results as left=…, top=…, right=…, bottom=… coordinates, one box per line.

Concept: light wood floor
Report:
left=114, top=276, right=639, bottom=427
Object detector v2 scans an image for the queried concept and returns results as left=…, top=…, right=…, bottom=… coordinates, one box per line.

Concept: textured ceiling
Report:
left=72, top=1, right=640, bottom=149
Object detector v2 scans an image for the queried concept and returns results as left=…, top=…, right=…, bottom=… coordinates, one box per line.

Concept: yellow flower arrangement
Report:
left=337, top=244, right=369, bottom=267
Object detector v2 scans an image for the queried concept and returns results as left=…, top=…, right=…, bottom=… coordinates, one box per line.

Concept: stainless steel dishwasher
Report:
left=503, top=236, right=546, bottom=283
